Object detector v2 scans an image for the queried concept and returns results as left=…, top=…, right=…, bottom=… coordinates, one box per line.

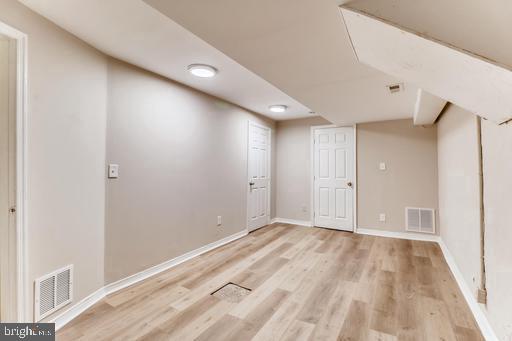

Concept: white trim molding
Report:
left=270, top=217, right=312, bottom=227
left=103, top=230, right=247, bottom=296
left=0, top=20, right=29, bottom=323
left=356, top=227, right=498, bottom=340
left=50, top=222, right=498, bottom=339
left=51, top=287, right=105, bottom=331
left=50, top=229, right=248, bottom=330
left=438, top=239, right=498, bottom=341
left=356, top=228, right=440, bottom=242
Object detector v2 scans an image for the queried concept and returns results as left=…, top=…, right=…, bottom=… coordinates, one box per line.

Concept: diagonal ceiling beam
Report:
left=340, top=6, right=512, bottom=124
left=413, top=89, right=447, bottom=126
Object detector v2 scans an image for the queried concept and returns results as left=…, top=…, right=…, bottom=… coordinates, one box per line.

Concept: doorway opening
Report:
left=0, top=21, right=27, bottom=323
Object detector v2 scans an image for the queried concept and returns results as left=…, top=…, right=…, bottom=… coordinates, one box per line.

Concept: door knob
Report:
left=249, top=182, right=255, bottom=186
left=347, top=181, right=353, bottom=187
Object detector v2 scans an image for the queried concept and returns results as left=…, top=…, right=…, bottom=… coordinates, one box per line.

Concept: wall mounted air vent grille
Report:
left=34, top=265, right=73, bottom=321
left=387, top=83, right=403, bottom=94
left=405, top=207, right=435, bottom=234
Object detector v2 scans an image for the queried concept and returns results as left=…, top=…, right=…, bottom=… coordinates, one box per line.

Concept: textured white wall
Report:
left=436, top=104, right=512, bottom=340
left=437, top=105, right=482, bottom=295
left=481, top=119, right=512, bottom=340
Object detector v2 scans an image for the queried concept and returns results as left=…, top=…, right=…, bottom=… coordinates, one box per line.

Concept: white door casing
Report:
left=247, top=122, right=271, bottom=231
left=313, top=126, right=355, bottom=231
left=0, top=20, right=28, bottom=322
left=0, top=35, right=18, bottom=322
left=0, top=35, right=9, bottom=322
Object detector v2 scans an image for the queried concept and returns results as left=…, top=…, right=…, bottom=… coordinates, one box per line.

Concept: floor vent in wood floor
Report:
left=211, top=283, right=251, bottom=303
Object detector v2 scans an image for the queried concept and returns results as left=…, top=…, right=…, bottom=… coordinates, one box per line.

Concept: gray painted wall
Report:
left=276, top=117, right=439, bottom=234
left=1, top=1, right=278, bottom=319
left=275, top=117, right=330, bottom=221
left=357, top=119, right=438, bottom=232
left=105, top=59, right=275, bottom=283
left=0, top=0, right=107, bottom=320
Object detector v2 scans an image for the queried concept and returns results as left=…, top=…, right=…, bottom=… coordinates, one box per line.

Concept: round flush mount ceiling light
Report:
left=269, top=105, right=288, bottom=113
left=187, top=64, right=218, bottom=78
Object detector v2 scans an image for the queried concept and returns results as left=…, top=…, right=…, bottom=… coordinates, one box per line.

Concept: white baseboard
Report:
left=51, top=286, right=106, bottom=330
left=270, top=217, right=312, bottom=227
left=103, top=230, right=247, bottom=296
left=356, top=227, right=440, bottom=242
left=51, top=225, right=498, bottom=340
left=357, top=227, right=497, bottom=340
left=438, top=239, right=498, bottom=341
left=50, top=229, right=248, bottom=331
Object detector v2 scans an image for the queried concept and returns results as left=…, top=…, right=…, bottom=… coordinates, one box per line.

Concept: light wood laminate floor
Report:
left=57, top=223, right=483, bottom=341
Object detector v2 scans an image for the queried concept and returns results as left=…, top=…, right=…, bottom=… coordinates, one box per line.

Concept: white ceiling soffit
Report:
left=340, top=6, right=512, bottom=124
left=18, top=0, right=312, bottom=120
left=337, top=0, right=512, bottom=69
left=143, top=0, right=418, bottom=125
left=413, top=89, right=447, bottom=126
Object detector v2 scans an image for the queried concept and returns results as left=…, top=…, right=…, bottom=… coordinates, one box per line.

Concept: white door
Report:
left=247, top=122, right=271, bottom=231
left=0, top=36, right=16, bottom=321
left=313, top=126, right=355, bottom=231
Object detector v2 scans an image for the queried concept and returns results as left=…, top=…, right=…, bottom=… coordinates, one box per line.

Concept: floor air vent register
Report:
left=211, top=282, right=252, bottom=303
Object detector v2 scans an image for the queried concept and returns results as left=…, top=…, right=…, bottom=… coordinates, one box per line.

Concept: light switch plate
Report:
left=217, top=216, right=222, bottom=226
left=379, top=162, right=386, bottom=171
left=108, top=164, right=119, bottom=178
left=379, top=213, right=386, bottom=222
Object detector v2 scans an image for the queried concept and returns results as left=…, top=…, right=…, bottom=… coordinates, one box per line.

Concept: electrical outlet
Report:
left=217, top=216, right=222, bottom=226
left=108, top=164, right=119, bottom=178
left=379, top=213, right=386, bottom=222
left=379, top=162, right=386, bottom=171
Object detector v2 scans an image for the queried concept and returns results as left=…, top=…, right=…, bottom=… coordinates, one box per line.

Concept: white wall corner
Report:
left=437, top=239, right=498, bottom=341
left=357, top=227, right=497, bottom=339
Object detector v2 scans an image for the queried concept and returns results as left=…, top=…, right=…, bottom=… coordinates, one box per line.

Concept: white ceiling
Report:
left=413, top=90, right=447, bottom=126
left=19, top=0, right=423, bottom=124
left=18, top=0, right=512, bottom=125
left=341, top=7, right=512, bottom=124
left=341, top=0, right=512, bottom=69
left=143, top=0, right=419, bottom=125
left=19, top=0, right=313, bottom=120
